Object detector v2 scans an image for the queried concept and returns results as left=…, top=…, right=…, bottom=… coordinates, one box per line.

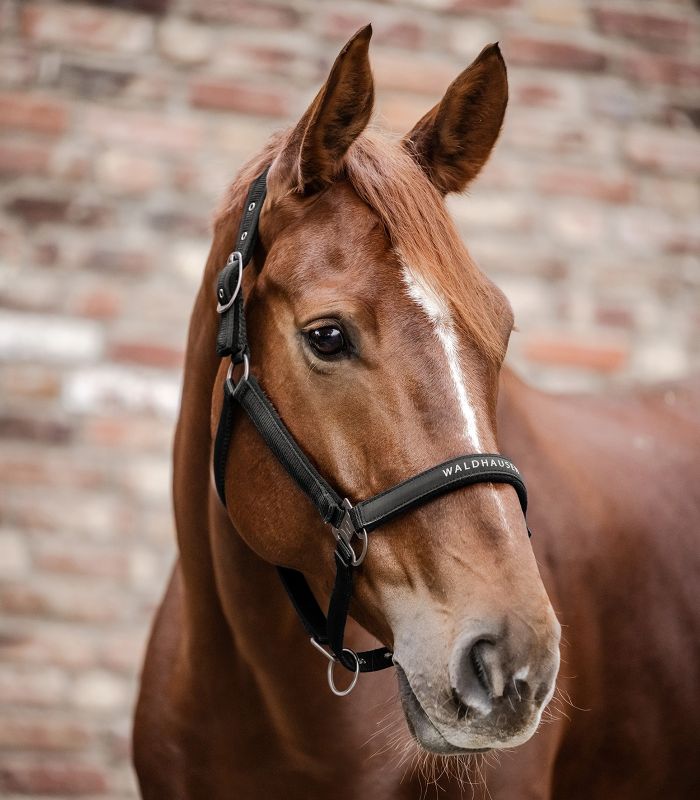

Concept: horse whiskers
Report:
left=360, top=708, right=403, bottom=748
left=511, top=676, right=522, bottom=703
left=552, top=685, right=589, bottom=713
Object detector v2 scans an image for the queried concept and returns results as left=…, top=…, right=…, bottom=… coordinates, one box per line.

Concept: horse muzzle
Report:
left=394, top=616, right=561, bottom=753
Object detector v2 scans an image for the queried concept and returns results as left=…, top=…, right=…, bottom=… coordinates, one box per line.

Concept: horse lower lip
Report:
left=395, top=664, right=488, bottom=755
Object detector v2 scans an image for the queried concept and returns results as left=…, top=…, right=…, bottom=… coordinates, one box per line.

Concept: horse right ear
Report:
left=270, top=25, right=374, bottom=196
left=403, top=43, right=508, bottom=195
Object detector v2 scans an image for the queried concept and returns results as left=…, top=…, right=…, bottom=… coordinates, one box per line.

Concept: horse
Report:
left=133, top=26, right=700, bottom=799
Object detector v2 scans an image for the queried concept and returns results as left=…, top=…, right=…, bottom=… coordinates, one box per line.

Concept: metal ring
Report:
left=327, top=649, right=360, bottom=697
left=217, top=251, right=243, bottom=314
left=350, top=529, right=368, bottom=567
left=225, top=353, right=249, bottom=399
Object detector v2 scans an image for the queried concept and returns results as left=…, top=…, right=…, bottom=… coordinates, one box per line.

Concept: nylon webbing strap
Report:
left=277, top=564, right=393, bottom=672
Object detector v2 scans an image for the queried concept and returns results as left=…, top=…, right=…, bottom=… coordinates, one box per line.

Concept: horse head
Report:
left=216, top=25, right=560, bottom=754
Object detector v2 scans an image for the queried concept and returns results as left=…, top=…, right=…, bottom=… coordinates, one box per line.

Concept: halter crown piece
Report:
left=213, top=169, right=531, bottom=696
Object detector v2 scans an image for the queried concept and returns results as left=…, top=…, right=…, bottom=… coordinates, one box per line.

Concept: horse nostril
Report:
left=450, top=636, right=539, bottom=717
left=450, top=637, right=499, bottom=716
left=470, top=640, right=493, bottom=695
left=449, top=624, right=560, bottom=723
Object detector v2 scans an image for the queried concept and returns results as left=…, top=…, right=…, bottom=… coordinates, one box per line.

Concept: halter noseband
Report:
left=213, top=169, right=530, bottom=696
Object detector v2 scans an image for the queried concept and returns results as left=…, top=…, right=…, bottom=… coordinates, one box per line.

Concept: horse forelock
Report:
left=215, top=129, right=510, bottom=367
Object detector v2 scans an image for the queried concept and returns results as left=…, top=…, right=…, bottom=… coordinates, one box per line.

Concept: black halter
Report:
left=213, top=169, right=530, bottom=696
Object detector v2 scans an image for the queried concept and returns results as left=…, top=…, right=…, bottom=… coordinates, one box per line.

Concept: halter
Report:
left=213, top=169, right=530, bottom=696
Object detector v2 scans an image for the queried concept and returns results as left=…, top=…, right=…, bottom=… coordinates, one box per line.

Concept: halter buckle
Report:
left=216, top=251, right=243, bottom=314
left=332, top=498, right=368, bottom=567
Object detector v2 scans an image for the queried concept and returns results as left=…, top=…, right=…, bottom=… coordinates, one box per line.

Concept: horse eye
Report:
left=307, top=325, right=347, bottom=357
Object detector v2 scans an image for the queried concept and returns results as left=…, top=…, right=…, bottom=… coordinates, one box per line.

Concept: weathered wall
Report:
left=0, top=0, right=698, bottom=796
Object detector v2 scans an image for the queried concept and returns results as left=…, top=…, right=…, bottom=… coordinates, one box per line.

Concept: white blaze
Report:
left=401, top=265, right=483, bottom=450
left=402, top=265, right=512, bottom=532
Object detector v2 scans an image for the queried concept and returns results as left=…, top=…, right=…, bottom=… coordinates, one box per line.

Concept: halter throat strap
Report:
left=212, top=170, right=531, bottom=695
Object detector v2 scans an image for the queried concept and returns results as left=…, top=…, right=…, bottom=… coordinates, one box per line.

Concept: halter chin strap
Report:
left=213, top=169, right=531, bottom=696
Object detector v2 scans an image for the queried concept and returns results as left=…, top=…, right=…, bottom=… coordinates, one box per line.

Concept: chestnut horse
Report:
left=134, top=27, right=700, bottom=799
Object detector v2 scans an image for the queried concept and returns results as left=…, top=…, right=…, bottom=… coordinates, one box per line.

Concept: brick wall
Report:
left=0, top=0, right=698, bottom=796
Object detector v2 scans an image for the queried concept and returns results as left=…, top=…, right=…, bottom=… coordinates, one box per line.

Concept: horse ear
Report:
left=271, top=25, right=374, bottom=195
left=403, top=43, right=508, bottom=195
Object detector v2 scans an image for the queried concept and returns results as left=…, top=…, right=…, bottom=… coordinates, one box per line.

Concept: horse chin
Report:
left=395, top=663, right=540, bottom=755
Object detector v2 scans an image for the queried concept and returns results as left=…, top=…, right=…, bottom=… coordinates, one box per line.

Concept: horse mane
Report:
left=216, top=129, right=508, bottom=366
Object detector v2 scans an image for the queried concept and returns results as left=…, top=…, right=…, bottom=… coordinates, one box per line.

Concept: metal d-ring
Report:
left=328, top=649, right=360, bottom=696
left=352, top=529, right=368, bottom=566
left=225, top=353, right=249, bottom=399
left=308, top=640, right=360, bottom=696
left=217, top=251, right=243, bottom=314
left=332, top=498, right=368, bottom=567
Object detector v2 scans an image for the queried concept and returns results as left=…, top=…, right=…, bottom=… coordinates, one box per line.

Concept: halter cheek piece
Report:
left=213, top=169, right=531, bottom=697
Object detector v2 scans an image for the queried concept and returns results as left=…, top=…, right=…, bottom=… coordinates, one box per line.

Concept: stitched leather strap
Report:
left=236, top=377, right=345, bottom=527
left=351, top=454, right=527, bottom=533
left=216, top=169, right=268, bottom=358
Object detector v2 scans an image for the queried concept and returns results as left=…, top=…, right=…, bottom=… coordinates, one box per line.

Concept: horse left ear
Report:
left=270, top=24, right=374, bottom=195
left=403, top=43, right=508, bottom=195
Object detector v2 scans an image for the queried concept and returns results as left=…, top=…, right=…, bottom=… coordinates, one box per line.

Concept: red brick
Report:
left=0, top=629, right=96, bottom=672
left=149, top=209, right=209, bottom=236
left=5, top=197, right=70, bottom=224
left=0, top=141, right=50, bottom=176
left=451, top=0, right=517, bottom=9
left=5, top=197, right=112, bottom=227
left=0, top=45, right=39, bottom=86
left=618, top=52, right=700, bottom=89
left=373, top=52, right=456, bottom=95
left=0, top=366, right=61, bottom=400
left=95, top=150, right=163, bottom=196
left=381, top=94, right=435, bottom=132
left=523, top=335, right=628, bottom=373
left=193, top=0, right=301, bottom=28
left=514, top=83, right=561, bottom=107
left=505, top=36, right=607, bottom=71
left=99, top=631, right=151, bottom=673
left=34, top=543, right=130, bottom=580
left=624, top=127, right=700, bottom=179
left=0, top=664, right=70, bottom=707
left=190, top=78, right=290, bottom=117
left=0, top=715, right=92, bottom=751
left=593, top=9, right=692, bottom=51
left=21, top=2, right=153, bottom=54
left=72, top=289, right=122, bottom=321
left=0, top=760, right=108, bottom=795
left=0, top=91, right=69, bottom=135
left=0, top=582, right=128, bottom=624
left=537, top=167, right=634, bottom=204
left=0, top=414, right=73, bottom=444
left=323, top=14, right=426, bottom=49
left=595, top=306, right=636, bottom=329
left=80, top=415, right=173, bottom=451
left=83, top=107, right=203, bottom=153
left=82, top=248, right=152, bottom=275
left=109, top=341, right=184, bottom=368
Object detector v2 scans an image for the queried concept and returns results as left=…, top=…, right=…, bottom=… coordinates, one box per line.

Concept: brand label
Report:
left=442, top=457, right=519, bottom=478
